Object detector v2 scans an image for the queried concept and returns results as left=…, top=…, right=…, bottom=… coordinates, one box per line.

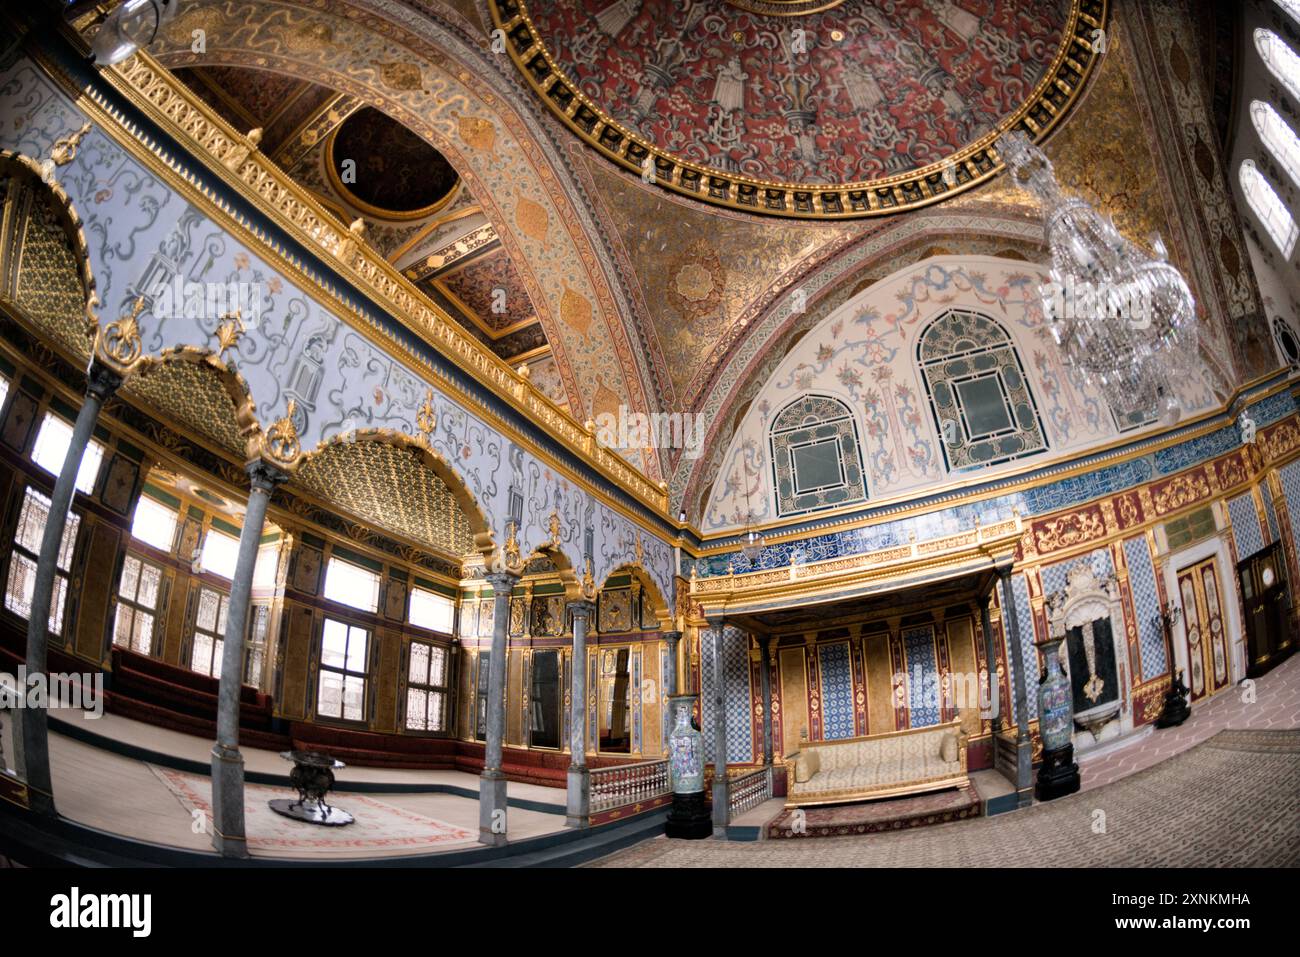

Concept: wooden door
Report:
left=1176, top=557, right=1231, bottom=701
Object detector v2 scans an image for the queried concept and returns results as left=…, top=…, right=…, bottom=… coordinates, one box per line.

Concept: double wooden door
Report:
left=1176, top=557, right=1231, bottom=701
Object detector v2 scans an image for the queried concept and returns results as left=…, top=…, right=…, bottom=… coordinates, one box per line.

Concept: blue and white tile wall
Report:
left=1260, top=482, right=1281, bottom=544
left=817, top=642, right=856, bottom=739
left=1005, top=573, right=1039, bottom=724
left=1280, top=461, right=1300, bottom=572
left=901, top=625, right=942, bottom=728
left=700, top=625, right=754, bottom=765
left=1123, top=536, right=1168, bottom=681
left=1227, top=493, right=1264, bottom=560
left=1040, top=547, right=1114, bottom=598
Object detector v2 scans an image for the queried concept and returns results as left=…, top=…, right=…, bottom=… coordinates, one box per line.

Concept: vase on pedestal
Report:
left=664, top=694, right=710, bottom=839
left=1035, top=636, right=1081, bottom=801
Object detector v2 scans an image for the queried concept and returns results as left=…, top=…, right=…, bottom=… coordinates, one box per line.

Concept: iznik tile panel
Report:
left=1227, top=493, right=1264, bottom=560
left=901, top=625, right=941, bottom=727
left=1123, top=535, right=1168, bottom=681
left=816, top=642, right=856, bottom=739
left=700, top=626, right=753, bottom=765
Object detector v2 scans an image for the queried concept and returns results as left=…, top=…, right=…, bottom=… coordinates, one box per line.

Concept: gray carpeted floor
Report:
left=588, top=729, right=1300, bottom=867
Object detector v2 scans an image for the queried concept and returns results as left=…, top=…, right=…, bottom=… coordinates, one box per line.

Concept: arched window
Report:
left=768, top=394, right=867, bottom=517
left=918, top=310, right=1047, bottom=471
left=1240, top=160, right=1298, bottom=256
left=1276, top=1, right=1300, bottom=27
left=1252, top=101, right=1300, bottom=187
left=1256, top=29, right=1300, bottom=103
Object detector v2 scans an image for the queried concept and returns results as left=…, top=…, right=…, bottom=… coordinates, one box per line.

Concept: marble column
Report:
left=565, top=599, right=595, bottom=828
left=707, top=617, right=730, bottom=832
left=663, top=630, right=681, bottom=697
left=979, top=596, right=1000, bottom=731
left=757, top=634, right=774, bottom=766
left=479, top=570, right=518, bottom=846
left=998, top=566, right=1034, bottom=802
left=21, top=361, right=120, bottom=816
left=211, top=461, right=285, bottom=857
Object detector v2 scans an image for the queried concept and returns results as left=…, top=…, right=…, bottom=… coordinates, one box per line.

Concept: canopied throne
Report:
left=1045, top=563, right=1132, bottom=750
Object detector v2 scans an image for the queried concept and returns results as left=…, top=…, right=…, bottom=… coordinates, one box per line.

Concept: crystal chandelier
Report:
left=998, top=131, right=1204, bottom=428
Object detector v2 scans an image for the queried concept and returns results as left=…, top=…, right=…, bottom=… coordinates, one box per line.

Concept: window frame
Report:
left=5, top=485, right=80, bottom=637
left=112, top=552, right=164, bottom=657
left=403, top=637, right=450, bottom=734
left=1240, top=159, right=1299, bottom=257
left=322, top=556, right=381, bottom=614
left=130, top=493, right=180, bottom=554
left=30, top=410, right=105, bottom=495
left=189, top=584, right=231, bottom=679
left=315, top=616, right=371, bottom=724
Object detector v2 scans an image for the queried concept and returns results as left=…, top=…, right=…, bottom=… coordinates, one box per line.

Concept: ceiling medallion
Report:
left=488, top=0, right=1107, bottom=220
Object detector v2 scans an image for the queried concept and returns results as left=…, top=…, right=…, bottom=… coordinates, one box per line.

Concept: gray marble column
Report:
left=211, top=461, right=285, bottom=857
left=707, top=617, right=730, bottom=832
left=663, top=630, right=681, bottom=697
left=21, top=361, right=120, bottom=816
left=565, top=599, right=595, bottom=828
left=757, top=635, right=774, bottom=766
left=979, top=596, right=1000, bottom=731
left=998, top=566, right=1034, bottom=801
left=479, top=570, right=518, bottom=846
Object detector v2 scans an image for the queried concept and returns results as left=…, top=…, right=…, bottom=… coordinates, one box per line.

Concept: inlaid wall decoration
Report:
left=508, top=596, right=527, bottom=637
left=458, top=600, right=478, bottom=639
left=530, top=595, right=563, bottom=637
left=918, top=310, right=1048, bottom=472
left=478, top=596, right=495, bottom=637
left=769, top=394, right=868, bottom=518
left=597, top=587, right=633, bottom=633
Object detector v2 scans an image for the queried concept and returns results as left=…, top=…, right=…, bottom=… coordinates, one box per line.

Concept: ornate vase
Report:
left=667, top=695, right=704, bottom=794
left=1037, top=638, right=1074, bottom=752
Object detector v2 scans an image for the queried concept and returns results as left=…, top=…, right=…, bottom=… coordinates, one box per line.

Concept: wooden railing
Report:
left=727, top=765, right=773, bottom=819
left=589, top=759, right=671, bottom=813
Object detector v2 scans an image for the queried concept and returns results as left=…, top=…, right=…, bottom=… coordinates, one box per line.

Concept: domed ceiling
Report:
left=490, top=0, right=1107, bottom=217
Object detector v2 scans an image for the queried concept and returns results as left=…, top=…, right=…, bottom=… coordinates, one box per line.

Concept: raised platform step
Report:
left=765, top=786, right=981, bottom=840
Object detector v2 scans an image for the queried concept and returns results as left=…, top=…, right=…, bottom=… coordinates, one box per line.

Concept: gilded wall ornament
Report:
left=93, top=296, right=147, bottom=375
left=416, top=388, right=437, bottom=444
left=215, top=310, right=245, bottom=361
left=257, top=398, right=303, bottom=471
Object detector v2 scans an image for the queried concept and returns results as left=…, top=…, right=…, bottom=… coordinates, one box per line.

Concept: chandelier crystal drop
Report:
left=997, top=131, right=1205, bottom=429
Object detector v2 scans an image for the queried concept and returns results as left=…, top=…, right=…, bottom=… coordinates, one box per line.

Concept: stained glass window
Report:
left=1257, top=29, right=1300, bottom=103
left=1240, top=160, right=1298, bottom=256
left=918, top=310, right=1048, bottom=471
left=190, top=586, right=230, bottom=677
left=404, top=639, right=449, bottom=732
left=1252, top=101, right=1300, bottom=188
left=317, top=618, right=369, bottom=721
left=768, top=394, right=868, bottom=518
left=4, top=486, right=79, bottom=635
left=113, top=554, right=162, bottom=656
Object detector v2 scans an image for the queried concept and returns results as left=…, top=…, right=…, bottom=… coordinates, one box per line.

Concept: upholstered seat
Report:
left=784, top=719, right=968, bottom=807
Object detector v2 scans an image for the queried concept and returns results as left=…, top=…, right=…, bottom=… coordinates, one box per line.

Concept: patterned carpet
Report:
left=150, top=766, right=476, bottom=856
left=589, top=729, right=1300, bottom=867
left=765, top=786, right=980, bottom=840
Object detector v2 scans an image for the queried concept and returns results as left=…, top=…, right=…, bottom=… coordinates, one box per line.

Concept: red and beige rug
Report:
left=149, top=765, right=476, bottom=856
left=765, top=786, right=981, bottom=840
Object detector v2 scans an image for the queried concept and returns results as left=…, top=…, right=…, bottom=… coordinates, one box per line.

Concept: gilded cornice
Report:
left=23, top=35, right=672, bottom=528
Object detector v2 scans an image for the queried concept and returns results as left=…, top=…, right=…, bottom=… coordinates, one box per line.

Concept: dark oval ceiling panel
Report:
left=327, top=106, right=460, bottom=218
